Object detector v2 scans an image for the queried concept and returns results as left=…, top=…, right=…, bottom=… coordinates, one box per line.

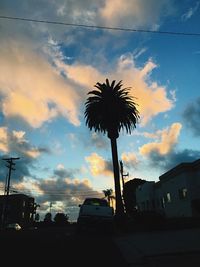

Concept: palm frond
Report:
left=85, top=79, right=140, bottom=138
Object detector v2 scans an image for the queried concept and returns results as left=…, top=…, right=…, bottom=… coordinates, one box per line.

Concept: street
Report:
left=0, top=225, right=128, bottom=266
left=115, top=227, right=200, bottom=266
left=1, top=225, right=200, bottom=266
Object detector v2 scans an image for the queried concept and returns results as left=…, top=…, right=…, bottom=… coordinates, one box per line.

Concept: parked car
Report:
left=77, top=198, right=114, bottom=232
left=5, top=223, right=22, bottom=231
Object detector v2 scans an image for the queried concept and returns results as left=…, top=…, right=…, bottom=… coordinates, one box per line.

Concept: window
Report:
left=166, top=193, right=171, bottom=203
left=179, top=188, right=187, bottom=199
left=161, top=197, right=165, bottom=208
left=83, top=198, right=108, bottom=206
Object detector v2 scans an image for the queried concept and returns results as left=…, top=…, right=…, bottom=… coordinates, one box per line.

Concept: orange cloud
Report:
left=115, top=56, right=174, bottom=125
left=0, top=127, right=45, bottom=159
left=59, top=54, right=174, bottom=126
left=139, top=123, right=182, bottom=156
left=0, top=41, right=81, bottom=128
left=121, top=152, right=138, bottom=164
left=0, top=38, right=174, bottom=129
left=85, top=153, right=113, bottom=176
left=0, top=127, right=9, bottom=153
left=99, top=0, right=172, bottom=29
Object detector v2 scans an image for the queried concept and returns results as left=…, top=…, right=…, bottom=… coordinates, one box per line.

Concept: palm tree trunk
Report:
left=110, top=137, right=125, bottom=217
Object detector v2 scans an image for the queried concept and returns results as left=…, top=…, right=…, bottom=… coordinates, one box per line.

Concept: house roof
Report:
left=0, top=193, right=34, bottom=200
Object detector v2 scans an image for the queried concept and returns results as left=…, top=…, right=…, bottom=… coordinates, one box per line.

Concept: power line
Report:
left=7, top=187, right=106, bottom=196
left=0, top=15, right=200, bottom=37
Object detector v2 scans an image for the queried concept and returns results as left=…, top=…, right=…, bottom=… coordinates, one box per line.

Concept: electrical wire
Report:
left=0, top=15, right=200, bottom=37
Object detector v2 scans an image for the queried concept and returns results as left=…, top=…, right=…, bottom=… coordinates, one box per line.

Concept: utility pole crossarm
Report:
left=2, top=157, right=20, bottom=161
left=2, top=157, right=20, bottom=196
left=1, top=156, right=20, bottom=229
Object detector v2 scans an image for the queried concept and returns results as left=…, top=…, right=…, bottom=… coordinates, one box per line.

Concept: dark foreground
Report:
left=2, top=223, right=200, bottom=266
left=0, top=224, right=128, bottom=266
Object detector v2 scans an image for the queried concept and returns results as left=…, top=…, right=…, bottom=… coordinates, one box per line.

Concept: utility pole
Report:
left=4, top=174, right=8, bottom=195
left=2, top=157, right=20, bottom=195
left=1, top=157, right=20, bottom=229
left=119, top=160, right=129, bottom=213
left=119, top=160, right=129, bottom=190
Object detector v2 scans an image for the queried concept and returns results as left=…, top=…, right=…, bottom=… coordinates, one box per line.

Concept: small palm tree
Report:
left=103, top=188, right=115, bottom=207
left=85, top=79, right=139, bottom=217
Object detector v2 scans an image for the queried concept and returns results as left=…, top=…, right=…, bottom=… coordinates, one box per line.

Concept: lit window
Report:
left=179, top=188, right=187, bottom=199
left=166, top=193, right=171, bottom=203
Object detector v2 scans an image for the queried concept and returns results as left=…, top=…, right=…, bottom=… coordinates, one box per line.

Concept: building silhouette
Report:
left=0, top=193, right=35, bottom=227
left=136, top=159, right=200, bottom=218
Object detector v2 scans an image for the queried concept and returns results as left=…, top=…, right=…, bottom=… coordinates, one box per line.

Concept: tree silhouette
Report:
left=54, top=212, right=69, bottom=225
left=43, top=212, right=52, bottom=223
left=103, top=188, right=115, bottom=208
left=85, top=79, right=139, bottom=217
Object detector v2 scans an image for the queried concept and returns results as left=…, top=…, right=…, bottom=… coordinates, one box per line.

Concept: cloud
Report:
left=116, top=55, right=174, bottom=125
left=11, top=175, right=104, bottom=221
left=181, top=1, right=200, bottom=21
left=35, top=177, right=103, bottom=220
left=182, top=98, right=200, bottom=136
left=0, top=127, right=9, bottom=153
left=139, top=123, right=182, bottom=156
left=37, top=177, right=103, bottom=203
left=121, top=152, right=138, bottom=169
left=99, top=0, right=173, bottom=29
left=85, top=153, right=113, bottom=176
left=136, top=123, right=200, bottom=174
left=0, top=128, right=49, bottom=159
left=90, top=133, right=109, bottom=149
left=0, top=40, right=81, bottom=128
left=57, top=53, right=174, bottom=126
left=0, top=127, right=49, bottom=182
left=81, top=132, right=109, bottom=150
left=1, top=0, right=173, bottom=30
left=0, top=1, right=175, bottom=130
left=53, top=164, right=79, bottom=179
left=133, top=47, right=147, bottom=59
left=146, top=149, right=200, bottom=174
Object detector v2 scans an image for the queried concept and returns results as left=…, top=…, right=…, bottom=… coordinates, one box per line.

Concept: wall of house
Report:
left=136, top=181, right=155, bottom=212
left=0, top=194, right=35, bottom=226
left=186, top=169, right=200, bottom=216
left=135, top=163, right=200, bottom=218
left=159, top=173, right=192, bottom=218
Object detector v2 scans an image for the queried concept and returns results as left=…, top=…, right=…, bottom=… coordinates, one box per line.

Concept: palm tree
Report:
left=85, top=79, right=139, bottom=217
left=103, top=188, right=115, bottom=207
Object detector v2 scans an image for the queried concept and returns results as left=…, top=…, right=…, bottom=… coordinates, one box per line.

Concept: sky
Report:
left=0, top=0, right=200, bottom=221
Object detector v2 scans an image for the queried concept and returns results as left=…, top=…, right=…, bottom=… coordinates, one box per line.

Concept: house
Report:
left=0, top=193, right=35, bottom=227
left=136, top=159, right=200, bottom=218
left=136, top=181, right=156, bottom=212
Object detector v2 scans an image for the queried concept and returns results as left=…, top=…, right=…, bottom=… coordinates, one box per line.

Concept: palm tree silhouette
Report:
left=103, top=188, right=115, bottom=207
left=85, top=79, right=139, bottom=217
